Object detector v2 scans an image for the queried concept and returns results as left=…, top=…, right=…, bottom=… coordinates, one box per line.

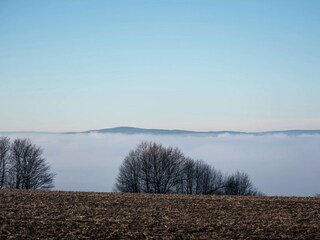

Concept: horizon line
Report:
left=1, top=126, right=320, bottom=135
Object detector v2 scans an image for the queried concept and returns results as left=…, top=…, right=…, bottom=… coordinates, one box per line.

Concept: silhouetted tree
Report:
left=115, top=141, right=263, bottom=196
left=8, top=138, right=55, bottom=189
left=115, top=148, right=141, bottom=193
left=115, top=141, right=185, bottom=194
left=0, top=137, right=11, bottom=188
left=177, top=158, right=224, bottom=195
left=224, top=171, right=260, bottom=196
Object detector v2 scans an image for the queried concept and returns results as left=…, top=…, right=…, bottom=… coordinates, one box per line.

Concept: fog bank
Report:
left=1, top=132, right=319, bottom=196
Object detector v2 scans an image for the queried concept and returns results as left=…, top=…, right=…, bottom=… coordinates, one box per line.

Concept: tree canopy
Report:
left=0, top=137, right=55, bottom=190
left=115, top=141, right=262, bottom=196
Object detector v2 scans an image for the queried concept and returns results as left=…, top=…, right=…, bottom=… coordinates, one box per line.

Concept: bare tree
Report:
left=0, top=137, right=11, bottom=188
left=8, top=138, right=55, bottom=189
left=178, top=159, right=224, bottom=195
left=115, top=149, right=141, bottom=193
left=115, top=141, right=185, bottom=194
left=180, top=157, right=196, bottom=194
left=115, top=141, right=262, bottom=196
left=148, top=143, right=184, bottom=194
left=224, top=171, right=259, bottom=196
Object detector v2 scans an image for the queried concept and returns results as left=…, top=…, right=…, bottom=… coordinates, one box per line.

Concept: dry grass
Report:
left=0, top=189, right=319, bottom=239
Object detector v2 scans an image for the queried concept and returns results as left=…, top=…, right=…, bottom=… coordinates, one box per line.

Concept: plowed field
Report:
left=0, top=190, right=319, bottom=239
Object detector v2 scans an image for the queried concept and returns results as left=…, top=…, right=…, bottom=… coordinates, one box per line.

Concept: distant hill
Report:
left=65, top=127, right=320, bottom=136
left=80, top=127, right=243, bottom=135
left=2, top=127, right=320, bottom=136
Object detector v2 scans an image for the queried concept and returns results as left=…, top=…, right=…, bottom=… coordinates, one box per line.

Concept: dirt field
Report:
left=0, top=190, right=319, bottom=239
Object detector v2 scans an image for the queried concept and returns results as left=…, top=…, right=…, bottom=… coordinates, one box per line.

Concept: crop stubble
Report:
left=0, top=190, right=319, bottom=239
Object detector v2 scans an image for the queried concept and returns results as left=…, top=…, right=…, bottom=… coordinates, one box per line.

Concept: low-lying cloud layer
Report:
left=1, top=132, right=319, bottom=196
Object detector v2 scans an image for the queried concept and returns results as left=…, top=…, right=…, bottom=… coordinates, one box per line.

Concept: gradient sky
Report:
left=1, top=0, right=320, bottom=132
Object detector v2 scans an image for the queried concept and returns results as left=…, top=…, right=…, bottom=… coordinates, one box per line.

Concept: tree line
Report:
left=115, top=141, right=263, bottom=196
left=0, top=137, right=55, bottom=189
left=1, top=137, right=263, bottom=195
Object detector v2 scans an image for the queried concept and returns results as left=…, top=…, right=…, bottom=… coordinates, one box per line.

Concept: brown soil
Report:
left=0, top=190, right=319, bottom=239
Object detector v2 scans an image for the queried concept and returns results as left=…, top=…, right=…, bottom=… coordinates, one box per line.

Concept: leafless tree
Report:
left=8, top=138, right=55, bottom=189
left=115, top=149, right=141, bottom=193
left=178, top=158, right=224, bottom=195
left=115, top=141, right=185, bottom=194
left=0, top=137, right=11, bottom=188
left=147, top=142, right=185, bottom=194
left=224, top=171, right=259, bottom=196
left=115, top=141, right=262, bottom=196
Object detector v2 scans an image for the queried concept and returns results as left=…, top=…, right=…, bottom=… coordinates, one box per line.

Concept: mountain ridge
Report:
left=2, top=127, right=320, bottom=136
left=66, top=127, right=320, bottom=136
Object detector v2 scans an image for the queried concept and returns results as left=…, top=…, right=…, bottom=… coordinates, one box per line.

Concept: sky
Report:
left=1, top=0, right=320, bottom=132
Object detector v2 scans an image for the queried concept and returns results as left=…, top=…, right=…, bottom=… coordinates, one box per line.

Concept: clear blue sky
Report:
left=1, top=0, right=319, bottom=132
